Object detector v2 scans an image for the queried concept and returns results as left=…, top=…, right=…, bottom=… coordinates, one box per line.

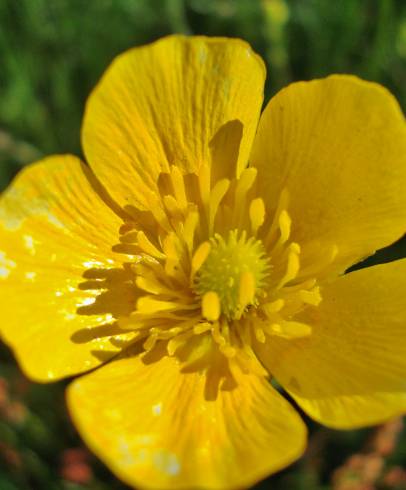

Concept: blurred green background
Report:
left=1, top=0, right=406, bottom=489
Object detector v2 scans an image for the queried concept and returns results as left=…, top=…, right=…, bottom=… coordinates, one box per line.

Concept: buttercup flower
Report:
left=1, top=35, right=406, bottom=489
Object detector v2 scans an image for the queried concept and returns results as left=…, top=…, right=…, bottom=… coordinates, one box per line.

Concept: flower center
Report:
left=195, top=230, right=270, bottom=320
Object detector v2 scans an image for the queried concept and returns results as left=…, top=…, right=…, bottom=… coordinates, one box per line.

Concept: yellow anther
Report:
left=170, top=165, right=188, bottom=210
left=202, top=291, right=221, bottom=321
left=249, top=198, right=265, bottom=235
left=264, top=188, right=290, bottom=246
left=136, top=231, right=166, bottom=259
left=278, top=209, right=291, bottom=244
left=193, top=322, right=212, bottom=334
left=235, top=168, right=257, bottom=201
left=137, top=297, right=178, bottom=314
left=254, top=325, right=266, bottom=343
left=183, top=209, right=199, bottom=253
left=262, top=298, right=285, bottom=316
left=212, top=321, right=226, bottom=345
left=162, top=233, right=182, bottom=278
left=299, top=287, right=322, bottom=306
left=239, top=271, right=255, bottom=308
left=143, top=333, right=158, bottom=352
left=209, top=179, right=230, bottom=233
left=162, top=232, right=178, bottom=258
left=220, top=345, right=237, bottom=358
left=163, top=195, right=182, bottom=218
left=277, top=242, right=301, bottom=289
left=167, top=331, right=193, bottom=356
left=135, top=275, right=164, bottom=295
left=191, top=241, right=211, bottom=280
left=233, top=168, right=258, bottom=223
left=198, top=162, right=211, bottom=208
left=268, top=321, right=312, bottom=339
left=299, top=243, right=339, bottom=278
left=150, top=327, right=182, bottom=339
left=148, top=194, right=172, bottom=232
left=119, top=230, right=138, bottom=243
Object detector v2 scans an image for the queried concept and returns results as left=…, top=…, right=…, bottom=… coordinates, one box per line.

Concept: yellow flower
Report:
left=1, top=35, right=406, bottom=489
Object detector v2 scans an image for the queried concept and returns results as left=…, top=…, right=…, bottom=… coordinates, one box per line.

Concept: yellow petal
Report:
left=256, top=259, right=406, bottom=429
left=251, top=75, right=406, bottom=274
left=0, top=155, right=135, bottom=381
left=68, top=353, right=306, bottom=489
left=82, top=35, right=265, bottom=210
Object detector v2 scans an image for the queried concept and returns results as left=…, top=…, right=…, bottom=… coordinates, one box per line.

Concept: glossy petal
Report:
left=82, top=35, right=265, bottom=210
left=251, top=75, right=406, bottom=273
left=0, top=156, right=135, bottom=381
left=256, top=259, right=406, bottom=429
left=67, top=352, right=306, bottom=489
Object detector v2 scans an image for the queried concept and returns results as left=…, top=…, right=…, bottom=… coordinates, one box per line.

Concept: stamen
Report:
left=253, top=324, right=266, bottom=343
left=162, top=233, right=185, bottom=280
left=235, top=168, right=257, bottom=203
left=275, top=209, right=291, bottom=247
left=133, top=261, right=170, bottom=290
left=218, top=321, right=237, bottom=358
left=143, top=333, right=158, bottom=351
left=209, top=179, right=230, bottom=234
left=282, top=278, right=316, bottom=293
left=264, top=188, right=290, bottom=247
left=149, top=194, right=172, bottom=232
left=262, top=298, right=285, bottom=316
left=202, top=291, right=221, bottom=321
left=170, top=166, right=188, bottom=210
left=233, top=168, right=257, bottom=223
left=119, top=230, right=138, bottom=243
left=191, top=241, right=211, bottom=281
left=137, top=231, right=166, bottom=259
left=163, top=195, right=183, bottom=219
left=193, top=322, right=212, bottom=334
left=151, top=326, right=179, bottom=337
left=183, top=209, right=199, bottom=254
left=265, top=321, right=312, bottom=339
left=220, top=345, right=237, bottom=358
left=299, top=286, right=322, bottom=306
left=198, top=162, right=211, bottom=209
left=298, top=243, right=339, bottom=279
left=249, top=198, right=265, bottom=235
left=212, top=321, right=226, bottom=345
left=238, top=271, right=255, bottom=310
left=277, top=242, right=300, bottom=289
left=137, top=297, right=195, bottom=314
left=167, top=331, right=194, bottom=356
left=136, top=275, right=165, bottom=295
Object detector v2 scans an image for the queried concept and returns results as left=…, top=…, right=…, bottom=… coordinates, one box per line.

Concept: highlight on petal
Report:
left=82, top=35, right=265, bottom=210
left=0, top=155, right=136, bottom=381
left=251, top=75, right=406, bottom=274
left=256, top=259, right=406, bottom=429
left=68, top=352, right=306, bottom=490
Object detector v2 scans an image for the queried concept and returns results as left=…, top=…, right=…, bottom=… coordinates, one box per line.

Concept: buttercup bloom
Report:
left=1, top=35, right=406, bottom=489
